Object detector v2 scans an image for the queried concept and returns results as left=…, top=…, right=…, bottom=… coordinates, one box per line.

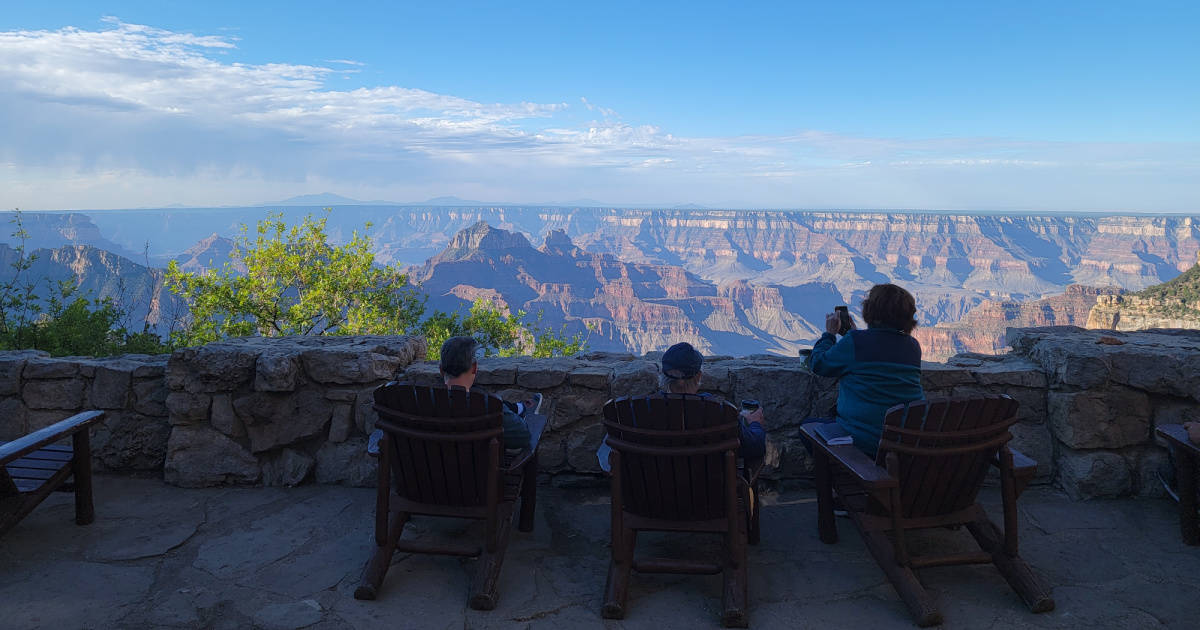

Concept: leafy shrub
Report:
left=167, top=211, right=588, bottom=357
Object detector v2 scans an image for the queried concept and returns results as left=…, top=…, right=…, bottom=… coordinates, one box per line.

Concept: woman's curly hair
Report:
left=861, top=283, right=918, bottom=334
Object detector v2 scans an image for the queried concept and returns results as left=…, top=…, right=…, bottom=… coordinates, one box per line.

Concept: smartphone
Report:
left=741, top=399, right=760, bottom=412
left=835, top=305, right=852, bottom=335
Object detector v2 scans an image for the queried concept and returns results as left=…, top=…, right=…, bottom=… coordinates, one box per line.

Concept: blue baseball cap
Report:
left=661, top=342, right=703, bottom=378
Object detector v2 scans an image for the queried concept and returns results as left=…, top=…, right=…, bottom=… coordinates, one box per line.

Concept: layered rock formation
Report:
left=1086, top=253, right=1200, bottom=330
left=411, top=222, right=837, bottom=355
left=916, top=285, right=1125, bottom=361
left=8, top=208, right=1200, bottom=356
left=0, top=243, right=185, bottom=334
left=171, top=233, right=239, bottom=273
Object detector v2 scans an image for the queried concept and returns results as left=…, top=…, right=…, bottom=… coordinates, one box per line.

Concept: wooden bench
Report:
left=1156, top=423, right=1200, bottom=545
left=0, top=410, right=105, bottom=537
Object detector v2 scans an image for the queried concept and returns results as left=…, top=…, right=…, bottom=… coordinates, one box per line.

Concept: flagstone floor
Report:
left=1, top=475, right=1197, bottom=629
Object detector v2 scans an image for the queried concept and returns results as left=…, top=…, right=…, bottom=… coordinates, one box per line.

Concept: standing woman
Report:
left=805, top=283, right=924, bottom=457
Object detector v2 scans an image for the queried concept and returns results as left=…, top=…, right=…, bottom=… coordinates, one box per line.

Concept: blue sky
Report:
left=0, top=1, right=1197, bottom=210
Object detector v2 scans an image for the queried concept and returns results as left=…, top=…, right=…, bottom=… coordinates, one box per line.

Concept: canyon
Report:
left=2, top=207, right=1198, bottom=355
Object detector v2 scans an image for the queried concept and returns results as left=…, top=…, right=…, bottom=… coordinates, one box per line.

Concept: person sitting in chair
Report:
left=597, top=341, right=767, bottom=472
left=803, top=283, right=924, bottom=457
left=368, top=335, right=542, bottom=455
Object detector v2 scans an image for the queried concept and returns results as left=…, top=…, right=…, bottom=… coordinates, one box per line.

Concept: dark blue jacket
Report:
left=806, top=327, right=924, bottom=456
left=692, top=392, right=766, bottom=461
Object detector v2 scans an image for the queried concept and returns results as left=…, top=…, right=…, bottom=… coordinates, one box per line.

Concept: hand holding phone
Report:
left=835, top=305, right=853, bottom=335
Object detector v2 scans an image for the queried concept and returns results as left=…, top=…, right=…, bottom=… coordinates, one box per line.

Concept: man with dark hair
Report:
left=597, top=341, right=767, bottom=471
left=436, top=336, right=537, bottom=449
left=804, top=283, right=924, bottom=457
left=368, top=336, right=541, bottom=455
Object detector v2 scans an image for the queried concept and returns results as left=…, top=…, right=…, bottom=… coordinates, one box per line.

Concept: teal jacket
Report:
left=806, top=327, right=924, bottom=457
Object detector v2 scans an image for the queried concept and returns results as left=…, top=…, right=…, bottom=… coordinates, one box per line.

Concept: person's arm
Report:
left=501, top=406, right=532, bottom=449
left=808, top=331, right=856, bottom=377
left=738, top=408, right=767, bottom=460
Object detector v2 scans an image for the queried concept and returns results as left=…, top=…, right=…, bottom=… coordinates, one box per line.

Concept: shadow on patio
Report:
left=1, top=476, right=1197, bottom=629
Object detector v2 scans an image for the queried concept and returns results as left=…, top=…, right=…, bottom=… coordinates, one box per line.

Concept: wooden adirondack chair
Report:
left=355, top=383, right=543, bottom=610
left=1156, top=423, right=1200, bottom=545
left=602, top=394, right=750, bottom=628
left=1, top=410, right=105, bottom=537
left=801, top=395, right=1054, bottom=627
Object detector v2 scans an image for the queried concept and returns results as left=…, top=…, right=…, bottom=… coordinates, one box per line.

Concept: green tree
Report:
left=165, top=211, right=426, bottom=346
left=421, top=298, right=587, bottom=360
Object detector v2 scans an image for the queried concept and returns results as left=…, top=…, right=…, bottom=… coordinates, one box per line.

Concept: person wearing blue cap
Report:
left=596, top=341, right=767, bottom=472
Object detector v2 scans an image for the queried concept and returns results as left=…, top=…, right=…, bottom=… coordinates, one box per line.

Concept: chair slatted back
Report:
left=877, top=395, right=1019, bottom=519
left=374, top=383, right=505, bottom=508
left=603, top=394, right=741, bottom=522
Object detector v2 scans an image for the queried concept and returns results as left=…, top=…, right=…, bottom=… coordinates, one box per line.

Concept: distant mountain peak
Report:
left=421, top=195, right=484, bottom=206
left=174, top=232, right=239, bottom=273
left=273, top=192, right=363, bottom=206
left=541, top=229, right=579, bottom=256
left=435, top=222, right=533, bottom=262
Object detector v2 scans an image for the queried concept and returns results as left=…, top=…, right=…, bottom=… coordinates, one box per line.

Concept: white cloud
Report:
left=0, top=20, right=1196, bottom=211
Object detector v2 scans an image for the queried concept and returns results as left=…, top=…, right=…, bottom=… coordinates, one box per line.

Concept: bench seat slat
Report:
left=7, top=456, right=68, bottom=470
left=13, top=478, right=42, bottom=493
left=20, top=448, right=73, bottom=462
left=7, top=466, right=58, bottom=481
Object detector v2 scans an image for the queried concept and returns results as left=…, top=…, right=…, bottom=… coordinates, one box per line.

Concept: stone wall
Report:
left=1007, top=327, right=1200, bottom=499
left=1, top=327, right=1192, bottom=500
left=0, top=350, right=169, bottom=470
left=162, top=336, right=425, bottom=488
left=398, top=351, right=1053, bottom=484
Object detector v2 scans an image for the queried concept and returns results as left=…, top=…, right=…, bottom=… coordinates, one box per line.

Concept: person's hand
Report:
left=741, top=407, right=765, bottom=426
left=824, top=312, right=840, bottom=335
left=1186, top=422, right=1200, bottom=445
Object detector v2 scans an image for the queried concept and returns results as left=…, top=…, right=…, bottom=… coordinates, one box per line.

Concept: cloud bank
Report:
left=0, top=20, right=1196, bottom=211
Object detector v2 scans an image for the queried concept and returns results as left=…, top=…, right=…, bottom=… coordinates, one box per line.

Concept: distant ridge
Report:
left=267, top=192, right=367, bottom=206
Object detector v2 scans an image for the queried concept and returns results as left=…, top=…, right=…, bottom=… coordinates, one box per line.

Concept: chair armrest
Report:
left=502, top=447, right=536, bottom=473
left=1157, top=424, right=1200, bottom=454
left=501, top=413, right=548, bottom=473
left=800, top=423, right=897, bottom=489
left=992, top=446, right=1037, bottom=478
left=0, top=410, right=104, bottom=465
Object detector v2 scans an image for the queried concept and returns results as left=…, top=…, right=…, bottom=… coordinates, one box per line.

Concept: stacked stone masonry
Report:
left=0, top=350, right=170, bottom=471
left=0, top=327, right=1194, bottom=500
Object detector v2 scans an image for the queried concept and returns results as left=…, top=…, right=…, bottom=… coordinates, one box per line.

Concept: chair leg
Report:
left=967, top=515, right=1055, bottom=613
left=861, top=529, right=942, bottom=627
left=470, top=501, right=516, bottom=610
left=1176, top=445, right=1199, bottom=545
left=721, top=514, right=750, bottom=628
left=72, top=430, right=95, bottom=526
left=814, top=448, right=838, bottom=544
left=518, top=452, right=538, bottom=533
left=355, top=511, right=409, bottom=600
left=602, top=527, right=636, bottom=619
left=747, top=479, right=761, bottom=546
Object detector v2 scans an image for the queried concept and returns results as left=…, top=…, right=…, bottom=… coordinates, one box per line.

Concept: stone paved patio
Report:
left=1, top=475, right=1198, bottom=629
